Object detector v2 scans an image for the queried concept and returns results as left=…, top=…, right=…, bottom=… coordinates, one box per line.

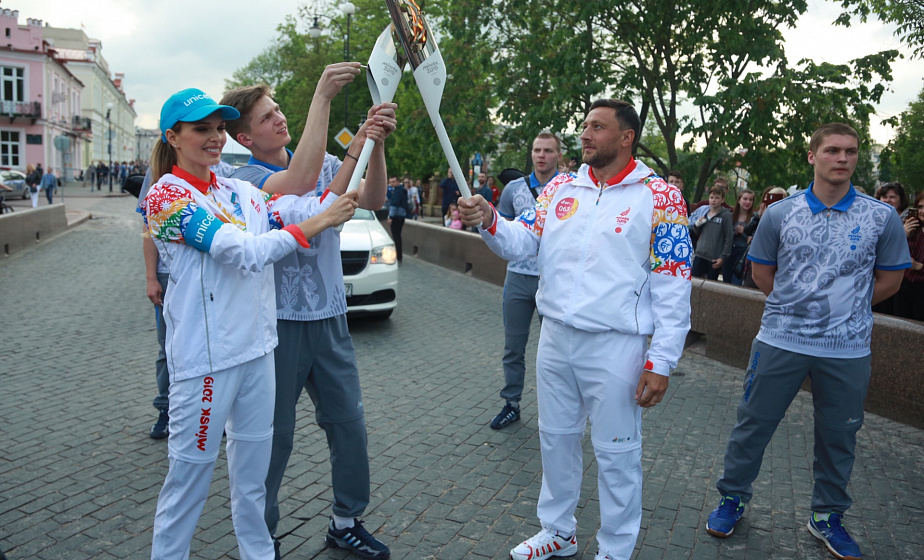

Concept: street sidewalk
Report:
left=0, top=194, right=921, bottom=559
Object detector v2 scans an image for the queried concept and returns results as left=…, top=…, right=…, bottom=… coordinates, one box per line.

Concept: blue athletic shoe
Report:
left=807, top=512, right=862, bottom=560
left=706, top=495, right=745, bottom=538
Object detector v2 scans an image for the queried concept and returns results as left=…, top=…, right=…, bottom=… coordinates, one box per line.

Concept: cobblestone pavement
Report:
left=1, top=191, right=922, bottom=559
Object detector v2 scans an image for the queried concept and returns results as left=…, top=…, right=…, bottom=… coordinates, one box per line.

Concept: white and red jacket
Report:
left=481, top=160, right=692, bottom=375
left=140, top=166, right=335, bottom=381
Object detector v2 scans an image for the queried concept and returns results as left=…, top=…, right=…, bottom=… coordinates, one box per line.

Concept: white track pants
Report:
left=535, top=319, right=645, bottom=560
left=151, top=353, right=275, bottom=560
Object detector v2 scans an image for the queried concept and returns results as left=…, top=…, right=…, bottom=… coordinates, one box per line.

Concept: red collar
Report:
left=588, top=158, right=637, bottom=187
left=172, top=165, right=218, bottom=194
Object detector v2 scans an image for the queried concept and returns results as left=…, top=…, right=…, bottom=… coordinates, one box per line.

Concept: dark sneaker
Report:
left=706, top=495, right=745, bottom=538
left=325, top=518, right=390, bottom=559
left=149, top=409, right=169, bottom=440
left=808, top=513, right=862, bottom=560
left=490, top=402, right=520, bottom=430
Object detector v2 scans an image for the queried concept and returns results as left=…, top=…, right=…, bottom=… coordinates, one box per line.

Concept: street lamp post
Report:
left=308, top=2, right=356, bottom=135
left=106, top=102, right=113, bottom=193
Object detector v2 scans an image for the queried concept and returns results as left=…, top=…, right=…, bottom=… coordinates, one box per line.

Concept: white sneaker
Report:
left=509, top=528, right=578, bottom=560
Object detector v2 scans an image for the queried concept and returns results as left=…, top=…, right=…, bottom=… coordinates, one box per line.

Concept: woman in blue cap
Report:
left=141, top=88, right=364, bottom=559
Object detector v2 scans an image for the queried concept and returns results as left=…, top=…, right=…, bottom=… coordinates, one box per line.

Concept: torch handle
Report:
left=345, top=138, right=377, bottom=193
left=428, top=113, right=472, bottom=199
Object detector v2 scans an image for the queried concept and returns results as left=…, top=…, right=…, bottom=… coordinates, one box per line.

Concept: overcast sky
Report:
left=15, top=0, right=923, bottom=146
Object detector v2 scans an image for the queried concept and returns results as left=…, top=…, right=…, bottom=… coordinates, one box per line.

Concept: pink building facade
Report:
left=0, top=9, right=89, bottom=176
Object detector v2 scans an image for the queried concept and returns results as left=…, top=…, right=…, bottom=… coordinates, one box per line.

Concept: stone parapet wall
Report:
left=0, top=204, right=68, bottom=258
left=402, top=219, right=924, bottom=428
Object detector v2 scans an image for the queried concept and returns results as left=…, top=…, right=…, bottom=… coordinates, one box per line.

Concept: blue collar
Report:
left=529, top=171, right=558, bottom=190
left=804, top=181, right=856, bottom=214
left=247, top=148, right=293, bottom=172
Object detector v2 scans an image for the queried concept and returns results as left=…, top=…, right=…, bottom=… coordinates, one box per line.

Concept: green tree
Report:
left=887, top=87, right=924, bottom=189
left=836, top=0, right=924, bottom=58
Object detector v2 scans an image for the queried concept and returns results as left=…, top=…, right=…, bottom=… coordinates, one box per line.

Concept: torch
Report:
left=345, top=24, right=408, bottom=192
left=385, top=0, right=472, bottom=198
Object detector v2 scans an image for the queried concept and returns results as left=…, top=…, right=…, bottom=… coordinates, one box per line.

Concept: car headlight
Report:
left=370, top=244, right=397, bottom=265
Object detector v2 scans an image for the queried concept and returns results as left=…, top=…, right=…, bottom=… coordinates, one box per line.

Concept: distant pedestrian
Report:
left=25, top=163, right=41, bottom=208
left=388, top=178, right=409, bottom=263
left=406, top=177, right=420, bottom=219
left=440, top=167, right=460, bottom=220
left=40, top=167, right=57, bottom=205
left=690, top=187, right=733, bottom=280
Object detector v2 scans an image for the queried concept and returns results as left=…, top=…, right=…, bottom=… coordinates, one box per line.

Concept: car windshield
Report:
left=352, top=208, right=375, bottom=221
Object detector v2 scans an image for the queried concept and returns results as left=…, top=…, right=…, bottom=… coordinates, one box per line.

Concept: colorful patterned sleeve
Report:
left=643, top=176, right=693, bottom=376
left=142, top=183, right=225, bottom=252
left=645, top=177, right=693, bottom=280
left=512, top=173, right=574, bottom=239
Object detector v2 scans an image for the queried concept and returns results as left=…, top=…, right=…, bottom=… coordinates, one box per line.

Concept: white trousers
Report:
left=151, top=353, right=276, bottom=560
left=535, top=319, right=646, bottom=560
left=30, top=190, right=39, bottom=208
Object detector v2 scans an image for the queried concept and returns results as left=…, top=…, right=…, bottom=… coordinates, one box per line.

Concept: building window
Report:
left=1, top=66, right=25, bottom=103
left=0, top=130, right=21, bottom=167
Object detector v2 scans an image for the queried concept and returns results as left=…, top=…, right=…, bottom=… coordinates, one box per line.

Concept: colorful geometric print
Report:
left=514, top=173, right=575, bottom=238
left=644, top=175, right=692, bottom=280
left=143, top=183, right=208, bottom=245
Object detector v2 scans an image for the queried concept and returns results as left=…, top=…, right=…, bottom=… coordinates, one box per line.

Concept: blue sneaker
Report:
left=490, top=402, right=520, bottom=430
left=706, top=495, right=745, bottom=538
left=808, top=513, right=862, bottom=560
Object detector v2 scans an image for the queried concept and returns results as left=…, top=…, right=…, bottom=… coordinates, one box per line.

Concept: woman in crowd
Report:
left=25, top=164, right=41, bottom=208
left=875, top=182, right=908, bottom=217
left=894, top=191, right=924, bottom=321
left=142, top=88, right=361, bottom=560
left=723, top=188, right=755, bottom=285
left=872, top=182, right=909, bottom=314
left=740, top=187, right=787, bottom=288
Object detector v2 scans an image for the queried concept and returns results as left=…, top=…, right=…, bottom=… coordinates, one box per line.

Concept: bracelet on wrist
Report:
left=345, top=153, right=359, bottom=162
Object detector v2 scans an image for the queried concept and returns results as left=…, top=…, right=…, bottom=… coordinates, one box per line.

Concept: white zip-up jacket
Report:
left=140, top=167, right=334, bottom=381
left=481, top=160, right=693, bottom=375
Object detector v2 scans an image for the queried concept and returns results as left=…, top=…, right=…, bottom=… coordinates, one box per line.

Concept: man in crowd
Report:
left=705, top=123, right=910, bottom=560
left=476, top=171, right=493, bottom=204
left=488, top=132, right=565, bottom=430
left=440, top=167, right=460, bottom=220
left=221, top=63, right=397, bottom=560
left=459, top=99, right=692, bottom=560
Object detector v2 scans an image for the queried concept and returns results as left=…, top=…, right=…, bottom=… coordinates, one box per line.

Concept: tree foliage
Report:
left=229, top=0, right=899, bottom=197
left=836, top=0, right=924, bottom=58
left=882, top=87, right=924, bottom=190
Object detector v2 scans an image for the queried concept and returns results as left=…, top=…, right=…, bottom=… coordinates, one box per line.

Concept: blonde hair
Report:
left=150, top=123, right=183, bottom=180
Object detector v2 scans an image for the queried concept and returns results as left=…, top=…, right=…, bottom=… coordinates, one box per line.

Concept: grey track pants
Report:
left=264, top=316, right=369, bottom=536
left=500, top=270, right=540, bottom=404
left=716, top=339, right=871, bottom=513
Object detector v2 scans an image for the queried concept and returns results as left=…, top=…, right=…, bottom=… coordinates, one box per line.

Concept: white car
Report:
left=340, top=208, right=398, bottom=319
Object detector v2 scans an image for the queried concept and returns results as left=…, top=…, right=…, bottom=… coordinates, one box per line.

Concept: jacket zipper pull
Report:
left=210, top=292, right=214, bottom=301
left=596, top=184, right=603, bottom=205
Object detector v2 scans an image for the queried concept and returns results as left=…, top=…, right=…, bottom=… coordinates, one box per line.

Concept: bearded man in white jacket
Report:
left=459, top=99, right=693, bottom=560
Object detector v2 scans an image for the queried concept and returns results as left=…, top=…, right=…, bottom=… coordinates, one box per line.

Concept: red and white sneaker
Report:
left=509, top=528, right=578, bottom=560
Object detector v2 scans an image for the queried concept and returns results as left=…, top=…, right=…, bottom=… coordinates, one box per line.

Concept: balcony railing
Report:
left=0, top=100, right=41, bottom=118
left=72, top=115, right=92, bottom=131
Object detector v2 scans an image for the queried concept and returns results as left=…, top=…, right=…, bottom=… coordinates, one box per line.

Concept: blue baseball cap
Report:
left=159, top=88, right=240, bottom=142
